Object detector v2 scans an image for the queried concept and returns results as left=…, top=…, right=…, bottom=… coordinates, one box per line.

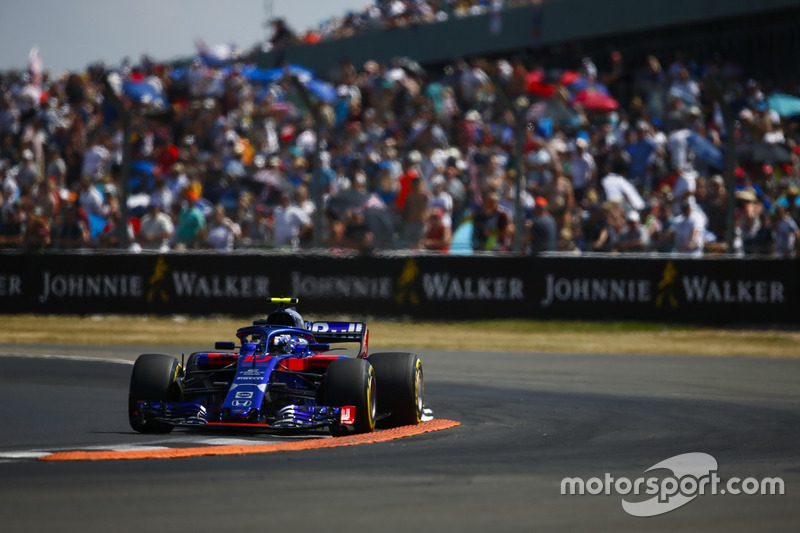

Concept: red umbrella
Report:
left=572, top=89, right=619, bottom=112
left=526, top=70, right=556, bottom=97
left=559, top=70, right=580, bottom=86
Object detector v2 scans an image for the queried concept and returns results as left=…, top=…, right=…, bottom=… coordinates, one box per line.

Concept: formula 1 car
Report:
left=128, top=298, right=423, bottom=436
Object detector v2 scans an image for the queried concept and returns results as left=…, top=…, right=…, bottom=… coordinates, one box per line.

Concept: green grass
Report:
left=0, top=315, right=796, bottom=358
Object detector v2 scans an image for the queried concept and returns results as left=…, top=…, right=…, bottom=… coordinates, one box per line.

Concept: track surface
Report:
left=1, top=346, right=798, bottom=532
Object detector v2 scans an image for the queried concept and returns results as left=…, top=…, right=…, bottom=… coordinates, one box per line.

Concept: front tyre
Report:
left=369, top=352, right=424, bottom=427
left=128, top=353, right=182, bottom=434
left=326, top=358, right=376, bottom=436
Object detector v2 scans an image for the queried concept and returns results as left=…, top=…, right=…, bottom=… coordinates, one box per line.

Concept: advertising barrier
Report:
left=0, top=252, right=797, bottom=324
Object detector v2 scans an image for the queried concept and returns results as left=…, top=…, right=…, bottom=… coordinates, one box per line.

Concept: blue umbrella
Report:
left=449, top=221, right=474, bottom=256
left=122, top=80, right=166, bottom=107
left=304, top=78, right=336, bottom=104
left=232, top=64, right=334, bottom=103
left=767, top=94, right=800, bottom=117
left=88, top=213, right=107, bottom=242
left=131, top=160, right=157, bottom=175
left=687, top=131, right=725, bottom=169
left=233, top=64, right=315, bottom=83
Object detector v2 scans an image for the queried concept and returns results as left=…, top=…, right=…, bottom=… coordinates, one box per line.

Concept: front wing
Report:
left=133, top=401, right=355, bottom=430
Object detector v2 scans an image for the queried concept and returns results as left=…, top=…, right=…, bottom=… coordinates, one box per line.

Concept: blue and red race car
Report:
left=128, top=298, right=424, bottom=436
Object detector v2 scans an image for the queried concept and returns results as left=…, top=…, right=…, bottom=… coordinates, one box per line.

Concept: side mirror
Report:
left=214, top=341, right=236, bottom=351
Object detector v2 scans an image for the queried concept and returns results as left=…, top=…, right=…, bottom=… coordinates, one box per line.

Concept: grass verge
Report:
left=1, top=315, right=798, bottom=358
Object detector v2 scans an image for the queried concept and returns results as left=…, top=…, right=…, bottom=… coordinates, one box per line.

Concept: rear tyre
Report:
left=369, top=352, right=424, bottom=427
left=128, top=353, right=182, bottom=434
left=326, top=358, right=376, bottom=436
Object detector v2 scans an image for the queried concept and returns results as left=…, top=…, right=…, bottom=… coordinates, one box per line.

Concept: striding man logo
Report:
left=655, top=261, right=679, bottom=309
left=395, top=259, right=420, bottom=305
left=147, top=256, right=170, bottom=303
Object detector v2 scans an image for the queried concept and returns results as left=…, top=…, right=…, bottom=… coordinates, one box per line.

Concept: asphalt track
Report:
left=0, top=345, right=798, bottom=533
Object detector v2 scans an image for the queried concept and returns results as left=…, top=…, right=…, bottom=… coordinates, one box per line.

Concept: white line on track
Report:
left=0, top=352, right=134, bottom=365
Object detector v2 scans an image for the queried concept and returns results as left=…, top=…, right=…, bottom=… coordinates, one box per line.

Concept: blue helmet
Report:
left=274, top=334, right=309, bottom=354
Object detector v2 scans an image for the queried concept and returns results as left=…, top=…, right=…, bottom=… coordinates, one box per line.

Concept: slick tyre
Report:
left=369, top=352, right=424, bottom=427
left=128, top=353, right=182, bottom=434
left=326, top=358, right=376, bottom=436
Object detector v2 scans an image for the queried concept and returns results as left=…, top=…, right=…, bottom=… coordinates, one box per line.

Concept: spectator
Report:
left=23, top=206, right=51, bottom=251
left=268, top=18, right=296, bottom=66
left=527, top=196, right=557, bottom=254
left=173, top=188, right=207, bottom=250
left=272, top=190, right=312, bottom=248
left=97, top=204, right=135, bottom=250
left=669, top=66, right=701, bottom=106
left=149, top=174, right=174, bottom=213
left=443, top=156, right=468, bottom=224
left=600, top=162, right=646, bottom=213
left=427, top=175, right=453, bottom=228
left=703, top=175, right=729, bottom=245
left=643, top=197, right=668, bottom=252
left=81, top=132, right=112, bottom=180
left=45, top=144, right=67, bottom=188
left=542, top=168, right=575, bottom=235
left=294, top=183, right=316, bottom=219
left=33, top=176, right=61, bottom=222
left=400, top=177, right=430, bottom=247
left=472, top=192, right=513, bottom=251
left=419, top=207, right=452, bottom=252
left=395, top=151, right=422, bottom=212
left=580, top=202, right=611, bottom=252
left=51, top=203, right=89, bottom=249
left=625, top=121, right=660, bottom=193
left=15, top=149, right=40, bottom=189
left=613, top=210, right=648, bottom=252
left=736, top=187, right=767, bottom=254
left=166, top=162, right=190, bottom=198
left=569, top=137, right=596, bottom=204
left=205, top=204, right=241, bottom=252
left=671, top=166, right=699, bottom=214
left=138, top=199, right=174, bottom=252
left=332, top=207, right=374, bottom=251
left=772, top=204, right=799, bottom=258
left=241, top=204, right=272, bottom=247
left=668, top=199, right=706, bottom=256
left=0, top=204, right=24, bottom=248
left=77, top=176, right=106, bottom=218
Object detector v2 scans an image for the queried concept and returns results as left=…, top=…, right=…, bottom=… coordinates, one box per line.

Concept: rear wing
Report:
left=306, top=321, right=369, bottom=358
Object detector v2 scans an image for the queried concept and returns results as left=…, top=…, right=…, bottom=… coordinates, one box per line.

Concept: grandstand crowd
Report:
left=1, top=1, right=799, bottom=257
left=269, top=0, right=541, bottom=47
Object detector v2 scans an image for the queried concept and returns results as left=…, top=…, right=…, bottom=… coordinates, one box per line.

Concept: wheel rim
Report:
left=414, top=362, right=424, bottom=421
left=367, top=372, right=377, bottom=426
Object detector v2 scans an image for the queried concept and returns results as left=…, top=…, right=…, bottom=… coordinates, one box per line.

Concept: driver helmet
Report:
left=274, top=334, right=309, bottom=354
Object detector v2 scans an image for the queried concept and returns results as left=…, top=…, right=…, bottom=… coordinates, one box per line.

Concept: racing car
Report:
left=128, top=298, right=424, bottom=436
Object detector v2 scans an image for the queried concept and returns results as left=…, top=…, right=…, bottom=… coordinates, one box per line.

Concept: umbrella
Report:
left=525, top=70, right=556, bottom=97
left=131, top=160, right=158, bottom=175
left=234, top=64, right=315, bottom=84
left=364, top=207, right=397, bottom=250
left=766, top=94, right=800, bottom=118
left=122, top=80, right=166, bottom=107
left=304, top=78, right=336, bottom=104
left=325, top=189, right=371, bottom=220
left=449, top=221, right=474, bottom=256
left=572, top=89, right=619, bottom=112
left=687, top=131, right=725, bottom=169
left=559, top=70, right=580, bottom=86
left=395, top=56, right=426, bottom=78
left=736, top=142, right=792, bottom=165
left=526, top=68, right=583, bottom=98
